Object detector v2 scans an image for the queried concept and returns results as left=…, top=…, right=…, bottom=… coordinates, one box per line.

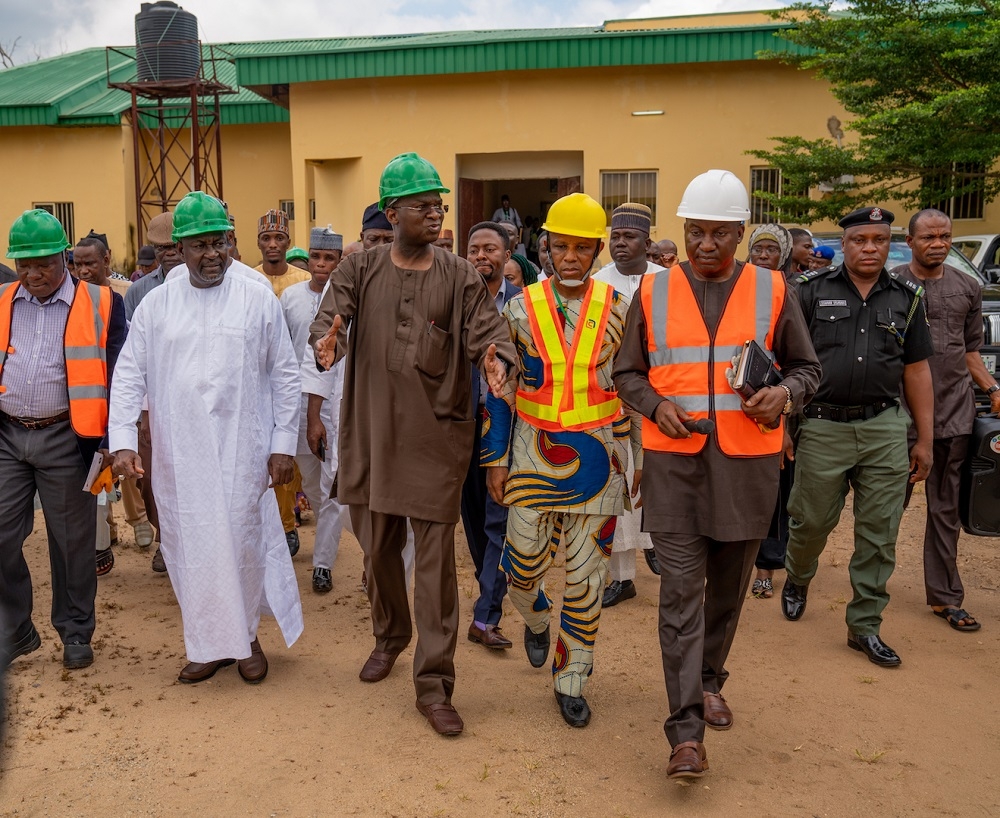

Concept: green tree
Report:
left=750, top=1, right=1000, bottom=223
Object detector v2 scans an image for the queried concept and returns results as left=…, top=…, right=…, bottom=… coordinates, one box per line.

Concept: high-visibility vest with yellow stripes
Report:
left=0, top=280, right=112, bottom=438
left=638, top=263, right=786, bottom=456
left=516, top=277, right=621, bottom=432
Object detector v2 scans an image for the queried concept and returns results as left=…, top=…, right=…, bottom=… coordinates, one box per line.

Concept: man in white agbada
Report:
left=593, top=203, right=665, bottom=608
left=109, top=192, right=303, bottom=684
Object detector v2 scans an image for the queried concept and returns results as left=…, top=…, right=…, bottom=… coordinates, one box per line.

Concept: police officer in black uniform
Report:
left=780, top=206, right=934, bottom=666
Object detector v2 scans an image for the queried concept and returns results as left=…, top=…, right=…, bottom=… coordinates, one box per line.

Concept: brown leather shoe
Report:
left=359, top=648, right=402, bottom=683
left=468, top=622, right=513, bottom=649
left=703, top=691, right=733, bottom=730
left=416, top=701, right=464, bottom=736
left=237, top=639, right=268, bottom=684
left=667, top=741, right=708, bottom=779
left=178, top=658, right=235, bottom=683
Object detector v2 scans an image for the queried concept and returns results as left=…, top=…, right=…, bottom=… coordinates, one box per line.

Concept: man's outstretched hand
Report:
left=484, top=343, right=509, bottom=398
left=316, top=314, right=342, bottom=371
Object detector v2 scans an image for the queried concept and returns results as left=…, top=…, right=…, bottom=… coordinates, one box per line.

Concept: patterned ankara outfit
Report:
left=483, top=278, right=629, bottom=697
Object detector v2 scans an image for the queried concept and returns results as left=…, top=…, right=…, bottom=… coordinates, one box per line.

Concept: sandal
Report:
left=751, top=577, right=773, bottom=599
left=933, top=607, right=981, bottom=632
left=96, top=547, right=115, bottom=577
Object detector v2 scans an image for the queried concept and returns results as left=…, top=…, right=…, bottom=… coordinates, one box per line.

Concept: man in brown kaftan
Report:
left=310, top=153, right=515, bottom=736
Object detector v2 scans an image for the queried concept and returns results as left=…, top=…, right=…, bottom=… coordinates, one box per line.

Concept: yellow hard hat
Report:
left=541, top=193, right=607, bottom=239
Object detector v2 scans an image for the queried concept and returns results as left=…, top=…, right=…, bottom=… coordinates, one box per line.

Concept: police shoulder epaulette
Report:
left=795, top=266, right=830, bottom=284
left=888, top=270, right=925, bottom=298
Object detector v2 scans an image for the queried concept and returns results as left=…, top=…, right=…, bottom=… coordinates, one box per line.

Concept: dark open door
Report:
left=458, top=178, right=484, bottom=258
left=557, top=176, right=581, bottom=197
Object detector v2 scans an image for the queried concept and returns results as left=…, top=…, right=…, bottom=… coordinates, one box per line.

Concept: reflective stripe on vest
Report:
left=515, top=278, right=621, bottom=432
left=0, top=280, right=111, bottom=438
left=639, top=264, right=786, bottom=457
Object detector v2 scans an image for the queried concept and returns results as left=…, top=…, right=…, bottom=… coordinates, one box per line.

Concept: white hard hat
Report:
left=676, top=169, right=751, bottom=221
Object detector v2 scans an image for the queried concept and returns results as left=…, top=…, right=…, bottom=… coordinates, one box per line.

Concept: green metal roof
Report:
left=0, top=21, right=807, bottom=128
left=0, top=47, right=288, bottom=128
left=223, top=23, right=806, bottom=86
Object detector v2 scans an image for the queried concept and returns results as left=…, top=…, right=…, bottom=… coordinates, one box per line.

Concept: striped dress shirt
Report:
left=0, top=273, right=75, bottom=418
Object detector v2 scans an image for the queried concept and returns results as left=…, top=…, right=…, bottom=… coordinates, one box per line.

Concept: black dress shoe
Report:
left=554, top=690, right=591, bottom=728
left=286, top=529, right=300, bottom=557
left=644, top=548, right=661, bottom=576
left=63, top=641, right=94, bottom=670
left=524, top=625, right=550, bottom=668
left=847, top=632, right=901, bottom=667
left=602, top=579, right=637, bottom=608
left=5, top=624, right=41, bottom=667
left=781, top=580, right=809, bottom=621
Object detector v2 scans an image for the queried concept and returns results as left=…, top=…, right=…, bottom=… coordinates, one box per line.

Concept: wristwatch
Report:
left=987, top=383, right=1000, bottom=395
left=779, top=384, right=794, bottom=415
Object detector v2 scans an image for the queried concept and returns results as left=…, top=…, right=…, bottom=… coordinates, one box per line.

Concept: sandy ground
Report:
left=1, top=484, right=998, bottom=817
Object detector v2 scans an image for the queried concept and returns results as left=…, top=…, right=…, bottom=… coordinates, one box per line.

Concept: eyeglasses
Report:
left=392, top=203, right=449, bottom=216
left=187, top=239, right=229, bottom=254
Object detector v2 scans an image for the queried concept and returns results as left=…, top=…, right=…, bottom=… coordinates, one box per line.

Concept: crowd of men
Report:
left=1, top=152, right=993, bottom=781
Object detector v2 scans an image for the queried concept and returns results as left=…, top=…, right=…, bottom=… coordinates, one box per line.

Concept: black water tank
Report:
left=135, top=1, right=200, bottom=83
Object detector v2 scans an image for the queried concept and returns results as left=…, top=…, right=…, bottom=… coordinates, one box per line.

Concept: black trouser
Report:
left=756, top=459, right=795, bottom=570
left=0, top=419, right=97, bottom=647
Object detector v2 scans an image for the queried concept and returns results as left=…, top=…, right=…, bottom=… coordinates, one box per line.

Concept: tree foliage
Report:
left=750, top=1, right=1000, bottom=222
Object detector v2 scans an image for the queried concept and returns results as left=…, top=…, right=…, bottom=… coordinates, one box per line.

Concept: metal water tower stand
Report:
left=106, top=43, right=235, bottom=242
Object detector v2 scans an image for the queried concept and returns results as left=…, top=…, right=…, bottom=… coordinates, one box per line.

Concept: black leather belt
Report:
left=803, top=401, right=895, bottom=423
left=0, top=409, right=71, bottom=430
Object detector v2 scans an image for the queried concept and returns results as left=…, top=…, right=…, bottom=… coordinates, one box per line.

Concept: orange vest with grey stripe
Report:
left=639, top=263, right=786, bottom=456
left=0, top=280, right=112, bottom=438
left=516, top=277, right=621, bottom=432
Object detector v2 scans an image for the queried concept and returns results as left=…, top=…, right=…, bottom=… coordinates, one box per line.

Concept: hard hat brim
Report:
left=6, top=242, right=70, bottom=259
left=171, top=220, right=233, bottom=241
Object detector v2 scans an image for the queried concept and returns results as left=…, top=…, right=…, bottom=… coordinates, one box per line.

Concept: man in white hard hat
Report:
left=614, top=170, right=821, bottom=779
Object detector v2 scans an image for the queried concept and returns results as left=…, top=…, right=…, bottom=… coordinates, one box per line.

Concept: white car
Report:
left=954, top=234, right=1000, bottom=281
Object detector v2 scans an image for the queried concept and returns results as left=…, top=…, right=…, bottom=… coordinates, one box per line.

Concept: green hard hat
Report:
left=6, top=209, right=71, bottom=259
left=286, top=246, right=309, bottom=262
left=378, top=152, right=449, bottom=210
left=171, top=192, right=232, bottom=241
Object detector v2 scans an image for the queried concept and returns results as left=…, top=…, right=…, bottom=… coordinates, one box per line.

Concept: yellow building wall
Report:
left=604, top=12, right=786, bottom=31
left=0, top=121, right=292, bottom=270
left=1, top=125, right=131, bottom=268
left=286, top=61, right=846, bottom=248
left=216, top=122, right=293, bottom=265
left=285, top=60, right=1000, bottom=249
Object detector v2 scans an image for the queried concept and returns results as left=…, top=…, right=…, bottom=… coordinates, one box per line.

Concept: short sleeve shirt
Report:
left=796, top=264, right=934, bottom=405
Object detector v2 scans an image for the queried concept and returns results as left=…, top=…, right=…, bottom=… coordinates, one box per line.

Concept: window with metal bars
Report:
left=749, top=167, right=809, bottom=224
left=925, top=163, right=985, bottom=221
left=32, top=202, right=75, bottom=243
left=600, top=171, right=657, bottom=226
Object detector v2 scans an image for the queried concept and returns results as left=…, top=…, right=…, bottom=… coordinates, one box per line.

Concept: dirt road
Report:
left=2, top=486, right=997, bottom=816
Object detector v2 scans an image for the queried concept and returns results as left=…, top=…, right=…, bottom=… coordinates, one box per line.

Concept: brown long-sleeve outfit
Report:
left=614, top=261, right=820, bottom=747
left=309, top=244, right=515, bottom=705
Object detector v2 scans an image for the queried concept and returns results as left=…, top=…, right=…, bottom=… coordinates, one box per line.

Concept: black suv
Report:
left=812, top=232, right=999, bottom=409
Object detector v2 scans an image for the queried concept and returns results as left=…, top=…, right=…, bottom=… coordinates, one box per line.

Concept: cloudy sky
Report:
left=0, top=0, right=786, bottom=61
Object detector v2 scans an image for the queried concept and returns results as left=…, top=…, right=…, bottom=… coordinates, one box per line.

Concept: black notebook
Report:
left=731, top=340, right=783, bottom=401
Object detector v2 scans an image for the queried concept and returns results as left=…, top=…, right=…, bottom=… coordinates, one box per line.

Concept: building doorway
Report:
left=455, top=151, right=584, bottom=257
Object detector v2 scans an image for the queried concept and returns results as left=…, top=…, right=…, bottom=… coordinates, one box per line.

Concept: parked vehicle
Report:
left=953, top=234, right=1000, bottom=282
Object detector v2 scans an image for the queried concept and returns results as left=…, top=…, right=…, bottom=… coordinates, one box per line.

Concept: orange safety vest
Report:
left=639, top=264, right=786, bottom=457
left=516, top=277, right=621, bottom=432
left=0, top=280, right=112, bottom=438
